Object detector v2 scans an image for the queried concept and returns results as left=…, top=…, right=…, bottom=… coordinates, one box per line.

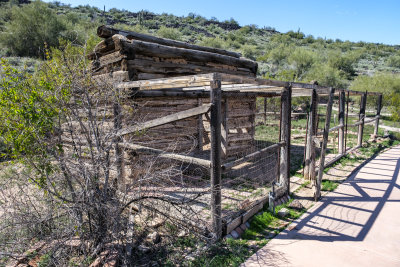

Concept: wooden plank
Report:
left=118, top=143, right=211, bottom=168
left=210, top=76, right=222, bottom=240
left=97, top=25, right=242, bottom=58
left=117, top=104, right=211, bottom=136
left=315, top=87, right=335, bottom=201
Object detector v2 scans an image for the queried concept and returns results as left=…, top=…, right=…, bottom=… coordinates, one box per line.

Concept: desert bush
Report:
left=350, top=72, right=400, bottom=120
left=0, top=1, right=66, bottom=57
left=288, top=47, right=316, bottom=79
left=157, top=25, right=182, bottom=40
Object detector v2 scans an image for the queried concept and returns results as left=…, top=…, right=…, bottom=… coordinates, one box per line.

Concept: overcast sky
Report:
left=44, top=0, right=400, bottom=45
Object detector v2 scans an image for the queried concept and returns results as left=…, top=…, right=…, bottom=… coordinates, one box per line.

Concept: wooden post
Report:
left=197, top=98, right=203, bottom=151
left=263, top=97, right=267, bottom=124
left=280, top=84, right=292, bottom=195
left=357, top=92, right=367, bottom=147
left=114, top=102, right=125, bottom=191
left=304, top=89, right=318, bottom=180
left=210, top=75, right=222, bottom=240
left=338, top=91, right=345, bottom=155
left=374, top=94, right=383, bottom=139
left=315, top=87, right=335, bottom=201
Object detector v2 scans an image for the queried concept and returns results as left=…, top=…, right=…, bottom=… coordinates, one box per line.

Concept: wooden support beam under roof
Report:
left=115, top=72, right=381, bottom=97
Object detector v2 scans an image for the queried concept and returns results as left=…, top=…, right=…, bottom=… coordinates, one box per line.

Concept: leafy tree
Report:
left=0, top=1, right=67, bottom=57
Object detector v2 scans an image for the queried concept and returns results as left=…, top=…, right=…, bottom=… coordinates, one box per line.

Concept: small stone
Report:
left=230, top=230, right=239, bottom=239
left=138, top=245, right=150, bottom=253
left=245, top=222, right=250, bottom=228
left=177, top=230, right=187, bottom=238
left=149, top=218, right=165, bottom=228
left=225, top=234, right=233, bottom=239
left=288, top=199, right=304, bottom=210
left=277, top=208, right=289, bottom=218
left=147, top=231, right=161, bottom=244
left=235, top=226, right=243, bottom=236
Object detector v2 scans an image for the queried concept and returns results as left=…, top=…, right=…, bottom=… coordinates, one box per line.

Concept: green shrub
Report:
left=157, top=26, right=182, bottom=40
left=0, top=1, right=67, bottom=57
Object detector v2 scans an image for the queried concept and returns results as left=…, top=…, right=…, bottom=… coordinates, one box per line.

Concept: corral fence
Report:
left=108, top=73, right=382, bottom=241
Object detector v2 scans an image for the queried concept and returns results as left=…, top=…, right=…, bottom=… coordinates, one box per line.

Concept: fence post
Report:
left=374, top=94, right=383, bottom=139
left=338, top=91, right=345, bottom=155
left=304, top=89, right=318, bottom=180
left=210, top=75, right=222, bottom=240
left=264, top=97, right=267, bottom=124
left=357, top=92, right=367, bottom=147
left=113, top=102, right=125, bottom=191
left=315, top=87, right=335, bottom=201
left=280, top=84, right=292, bottom=195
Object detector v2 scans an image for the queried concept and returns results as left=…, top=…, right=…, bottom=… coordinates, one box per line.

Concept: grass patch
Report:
left=321, top=180, right=339, bottom=191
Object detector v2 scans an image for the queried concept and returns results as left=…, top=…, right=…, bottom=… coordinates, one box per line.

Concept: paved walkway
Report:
left=243, top=145, right=400, bottom=267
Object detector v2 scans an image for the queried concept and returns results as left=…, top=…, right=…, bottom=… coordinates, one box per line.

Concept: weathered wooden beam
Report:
left=315, top=87, right=335, bottom=201
left=329, top=124, right=345, bottom=132
left=113, top=102, right=126, bottom=191
left=357, top=92, right=367, bottom=147
left=118, top=143, right=211, bottom=168
left=280, top=85, right=292, bottom=195
left=304, top=89, right=318, bottom=180
left=117, top=103, right=212, bottom=136
left=97, top=25, right=242, bottom=58
left=112, top=35, right=257, bottom=73
left=338, top=91, right=345, bottom=155
left=222, top=141, right=285, bottom=171
left=374, top=94, right=383, bottom=138
left=210, top=75, right=222, bottom=240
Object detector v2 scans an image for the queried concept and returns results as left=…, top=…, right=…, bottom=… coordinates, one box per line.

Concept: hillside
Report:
left=0, top=0, right=400, bottom=90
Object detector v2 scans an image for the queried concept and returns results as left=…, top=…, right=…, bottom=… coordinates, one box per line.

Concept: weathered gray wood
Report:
left=197, top=98, right=204, bottom=151
left=315, top=87, right=335, bottom=201
left=357, top=93, right=367, bottom=147
left=126, top=58, right=253, bottom=77
left=222, top=141, right=285, bottom=171
left=304, top=89, right=318, bottom=180
left=374, top=94, right=383, bottom=138
left=114, top=102, right=126, bottom=191
left=97, top=25, right=242, bottom=58
left=280, top=85, right=292, bottom=195
left=118, top=143, right=211, bottom=168
left=112, top=36, right=257, bottom=73
left=329, top=124, right=345, bottom=132
left=117, top=104, right=212, bottom=136
left=338, top=91, right=345, bottom=155
left=210, top=76, right=222, bottom=240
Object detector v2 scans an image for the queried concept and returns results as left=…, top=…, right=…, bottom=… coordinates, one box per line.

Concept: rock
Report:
left=149, top=218, right=165, bottom=228
left=288, top=199, right=304, bottom=210
left=177, top=230, right=187, bottom=238
left=225, top=234, right=233, bottom=239
left=147, top=231, right=161, bottom=244
left=138, top=245, right=150, bottom=253
left=230, top=230, right=239, bottom=239
left=235, top=226, right=243, bottom=236
left=277, top=208, right=289, bottom=218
